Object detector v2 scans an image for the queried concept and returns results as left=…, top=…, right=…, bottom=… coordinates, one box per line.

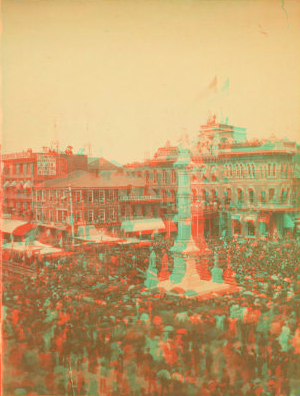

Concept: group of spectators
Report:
left=2, top=236, right=300, bottom=396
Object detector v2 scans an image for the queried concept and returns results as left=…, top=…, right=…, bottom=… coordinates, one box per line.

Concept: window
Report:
left=249, top=189, right=255, bottom=205
left=281, top=188, right=289, bottom=203
left=273, top=164, right=276, bottom=177
left=240, top=165, right=244, bottom=179
left=88, top=190, right=93, bottom=203
left=49, top=191, right=53, bottom=203
left=88, top=210, right=94, bottom=223
left=260, top=191, right=266, bottom=205
left=162, top=170, right=167, bottom=185
left=74, top=190, right=81, bottom=203
left=145, top=171, right=149, bottom=184
left=237, top=189, right=244, bottom=206
left=224, top=166, right=228, bottom=177
left=42, top=190, right=46, bottom=201
left=99, top=209, right=105, bottom=224
left=268, top=164, right=271, bottom=177
left=260, top=167, right=263, bottom=179
left=49, top=211, right=54, bottom=222
left=264, top=166, right=267, bottom=178
left=99, top=191, right=105, bottom=204
left=37, top=210, right=42, bottom=222
left=171, top=170, right=176, bottom=184
left=285, top=165, right=288, bottom=179
left=37, top=190, right=42, bottom=201
left=110, top=190, right=115, bottom=202
left=75, top=211, right=82, bottom=223
left=16, top=164, right=20, bottom=175
left=236, top=165, right=239, bottom=178
left=153, top=170, right=158, bottom=184
left=56, top=190, right=60, bottom=201
left=62, top=211, right=68, bottom=223
left=247, top=222, right=255, bottom=237
left=24, top=202, right=28, bottom=211
left=252, top=165, right=255, bottom=178
left=111, top=208, right=116, bottom=221
left=23, top=164, right=27, bottom=175
left=142, top=206, right=146, bottom=217
left=269, top=188, right=275, bottom=202
left=247, top=164, right=251, bottom=178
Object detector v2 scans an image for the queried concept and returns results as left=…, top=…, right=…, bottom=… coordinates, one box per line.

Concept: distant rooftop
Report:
left=36, top=170, right=147, bottom=189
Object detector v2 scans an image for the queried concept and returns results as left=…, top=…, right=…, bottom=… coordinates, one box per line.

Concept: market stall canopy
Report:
left=2, top=241, right=72, bottom=256
left=3, top=181, right=11, bottom=187
left=23, top=181, right=33, bottom=189
left=121, top=218, right=165, bottom=234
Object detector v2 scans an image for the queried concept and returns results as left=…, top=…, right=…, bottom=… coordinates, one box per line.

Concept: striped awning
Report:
left=1, top=219, right=28, bottom=234
left=3, top=181, right=11, bottom=187
left=121, top=218, right=165, bottom=234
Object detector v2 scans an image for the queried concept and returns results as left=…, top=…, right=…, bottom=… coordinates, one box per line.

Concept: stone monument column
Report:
left=169, top=147, right=201, bottom=287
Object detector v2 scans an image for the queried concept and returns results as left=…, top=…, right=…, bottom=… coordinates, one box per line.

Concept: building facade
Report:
left=2, top=148, right=88, bottom=220
left=126, top=120, right=300, bottom=240
left=33, top=170, right=166, bottom=239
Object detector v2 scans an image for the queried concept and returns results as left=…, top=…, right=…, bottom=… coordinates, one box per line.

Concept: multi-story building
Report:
left=2, top=148, right=88, bottom=220
left=34, top=169, right=168, bottom=240
left=124, top=143, right=179, bottom=221
left=126, top=118, right=300, bottom=240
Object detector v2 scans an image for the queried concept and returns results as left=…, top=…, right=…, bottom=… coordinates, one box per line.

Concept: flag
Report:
left=194, top=76, right=218, bottom=103
left=208, top=76, right=218, bottom=91
left=220, top=78, right=229, bottom=93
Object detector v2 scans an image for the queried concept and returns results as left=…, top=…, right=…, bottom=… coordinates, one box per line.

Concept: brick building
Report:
left=2, top=148, right=88, bottom=220
left=34, top=170, right=168, bottom=239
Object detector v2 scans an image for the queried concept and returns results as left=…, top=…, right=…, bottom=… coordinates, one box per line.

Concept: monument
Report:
left=157, top=144, right=240, bottom=298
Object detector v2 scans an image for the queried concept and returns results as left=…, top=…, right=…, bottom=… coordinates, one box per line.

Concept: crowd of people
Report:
left=2, top=235, right=300, bottom=396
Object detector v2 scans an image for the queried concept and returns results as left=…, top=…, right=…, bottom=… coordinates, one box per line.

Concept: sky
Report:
left=1, top=0, right=300, bottom=164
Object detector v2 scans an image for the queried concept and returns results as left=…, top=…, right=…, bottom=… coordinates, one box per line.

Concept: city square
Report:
left=1, top=1, right=300, bottom=395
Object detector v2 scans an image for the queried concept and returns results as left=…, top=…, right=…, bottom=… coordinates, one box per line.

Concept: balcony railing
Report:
left=119, top=195, right=173, bottom=203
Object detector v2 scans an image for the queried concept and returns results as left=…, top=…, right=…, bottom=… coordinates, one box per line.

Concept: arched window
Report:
left=272, top=164, right=276, bottom=177
left=237, top=189, right=244, bottom=206
left=240, top=165, right=244, bottom=179
left=145, top=171, right=149, bottom=184
left=264, top=166, right=267, bottom=179
left=171, top=170, right=176, bottom=184
left=252, top=164, right=255, bottom=178
left=236, top=164, right=239, bottom=178
left=249, top=189, right=255, bottom=205
left=247, top=164, right=251, bottom=178
left=162, top=170, right=167, bottom=185
left=268, top=164, right=271, bottom=177
left=260, top=190, right=266, bottom=205
left=281, top=164, right=284, bottom=178
left=260, top=167, right=263, bottom=179
left=224, top=165, right=228, bottom=177
left=153, top=170, right=158, bottom=184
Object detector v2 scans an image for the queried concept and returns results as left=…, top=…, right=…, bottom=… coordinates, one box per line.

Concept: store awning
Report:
left=10, top=181, right=16, bottom=187
left=1, top=219, right=28, bottom=234
left=23, top=181, right=32, bottom=189
left=243, top=216, right=256, bottom=223
left=15, top=181, right=23, bottom=189
left=231, top=214, right=241, bottom=220
left=284, top=213, right=294, bottom=228
left=121, top=218, right=165, bottom=234
left=13, top=223, right=39, bottom=236
left=3, top=181, right=11, bottom=187
left=163, top=220, right=177, bottom=233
